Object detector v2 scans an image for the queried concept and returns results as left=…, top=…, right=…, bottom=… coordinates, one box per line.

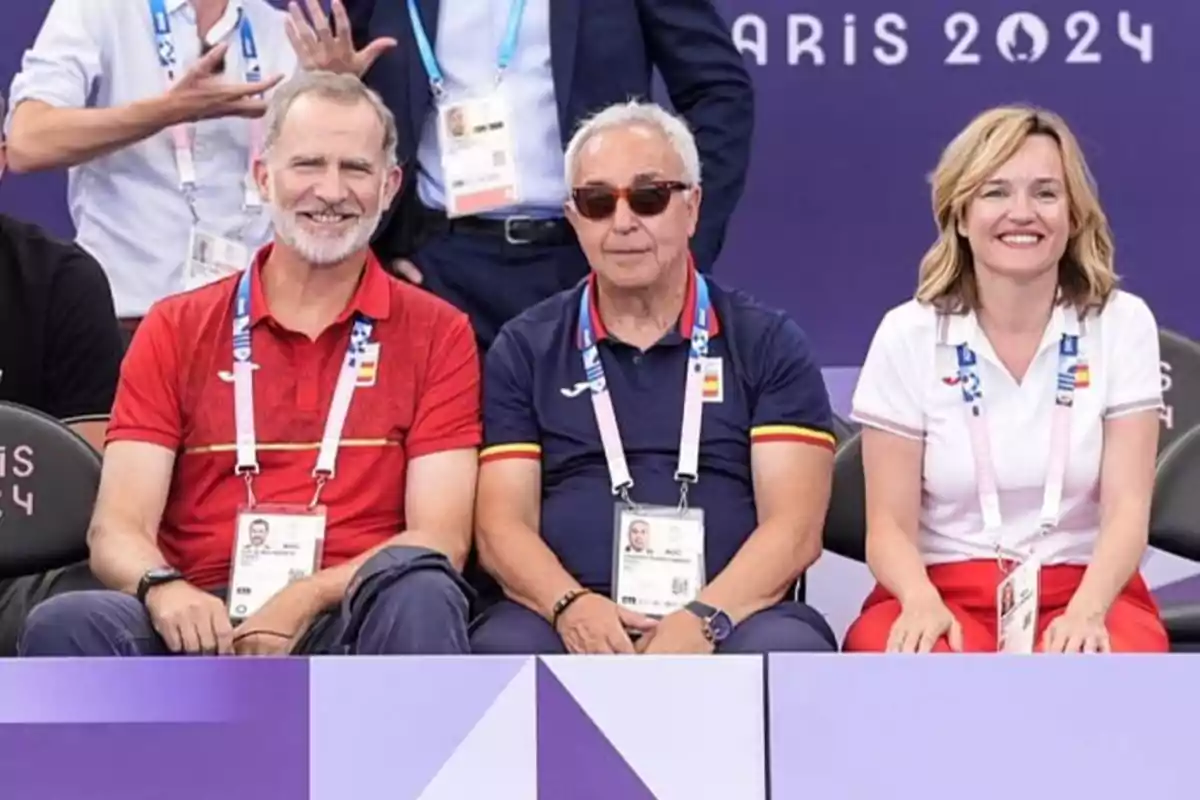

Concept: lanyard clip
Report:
left=309, top=473, right=329, bottom=510
left=617, top=485, right=635, bottom=509
left=242, top=471, right=258, bottom=509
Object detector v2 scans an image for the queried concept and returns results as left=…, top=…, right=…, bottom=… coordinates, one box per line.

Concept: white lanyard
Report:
left=149, top=0, right=264, bottom=213
left=232, top=267, right=374, bottom=507
left=943, top=311, right=1085, bottom=552
left=577, top=274, right=712, bottom=506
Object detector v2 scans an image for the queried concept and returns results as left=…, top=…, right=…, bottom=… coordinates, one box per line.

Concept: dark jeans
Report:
left=469, top=599, right=838, bottom=655
left=18, top=550, right=471, bottom=657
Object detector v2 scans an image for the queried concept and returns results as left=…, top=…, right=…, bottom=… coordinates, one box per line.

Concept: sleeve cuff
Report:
left=407, top=433, right=482, bottom=460
left=849, top=409, right=924, bottom=441
left=749, top=425, right=836, bottom=451
left=105, top=427, right=180, bottom=450
left=1104, top=398, right=1163, bottom=419
left=480, top=442, right=542, bottom=463
left=59, top=412, right=112, bottom=425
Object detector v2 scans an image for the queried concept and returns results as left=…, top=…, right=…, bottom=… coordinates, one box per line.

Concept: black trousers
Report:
left=408, top=226, right=591, bottom=352
left=0, top=562, right=103, bottom=656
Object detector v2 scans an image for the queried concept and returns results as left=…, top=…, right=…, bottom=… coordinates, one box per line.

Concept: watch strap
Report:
left=136, top=568, right=183, bottom=605
left=685, top=600, right=732, bottom=642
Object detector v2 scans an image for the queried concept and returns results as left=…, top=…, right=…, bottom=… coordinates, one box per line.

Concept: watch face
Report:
left=147, top=568, right=179, bottom=584
left=710, top=612, right=734, bottom=642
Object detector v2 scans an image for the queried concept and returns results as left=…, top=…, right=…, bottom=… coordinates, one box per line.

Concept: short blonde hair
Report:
left=915, top=105, right=1117, bottom=313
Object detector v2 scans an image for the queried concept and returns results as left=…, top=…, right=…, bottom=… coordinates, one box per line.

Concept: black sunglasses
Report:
left=570, top=180, right=690, bottom=220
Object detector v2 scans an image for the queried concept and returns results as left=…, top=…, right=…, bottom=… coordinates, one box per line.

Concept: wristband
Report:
left=551, top=588, right=590, bottom=628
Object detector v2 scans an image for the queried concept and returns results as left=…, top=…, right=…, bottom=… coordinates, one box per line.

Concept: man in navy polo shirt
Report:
left=469, top=100, right=837, bottom=655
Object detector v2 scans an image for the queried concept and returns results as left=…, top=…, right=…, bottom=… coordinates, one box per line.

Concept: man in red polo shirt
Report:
left=18, top=71, right=481, bottom=658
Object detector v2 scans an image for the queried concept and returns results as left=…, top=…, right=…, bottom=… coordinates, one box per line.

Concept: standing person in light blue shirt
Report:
left=5, top=0, right=295, bottom=342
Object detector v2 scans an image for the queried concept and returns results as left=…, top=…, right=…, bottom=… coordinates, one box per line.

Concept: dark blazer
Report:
left=343, top=0, right=754, bottom=273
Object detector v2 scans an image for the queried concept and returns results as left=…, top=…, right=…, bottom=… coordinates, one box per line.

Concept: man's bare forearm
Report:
left=699, top=518, right=821, bottom=623
left=478, top=523, right=582, bottom=621
left=7, top=97, right=183, bottom=173
left=88, top=523, right=172, bottom=595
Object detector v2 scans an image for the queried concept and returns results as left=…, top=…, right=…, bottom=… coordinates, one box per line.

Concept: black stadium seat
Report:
left=821, top=431, right=866, bottom=563
left=0, top=401, right=99, bottom=580
left=1158, top=329, right=1200, bottom=457
left=1149, top=422, right=1200, bottom=651
left=831, top=413, right=858, bottom=452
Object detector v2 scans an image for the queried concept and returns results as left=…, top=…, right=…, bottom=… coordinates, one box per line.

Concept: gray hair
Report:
left=564, top=100, right=702, bottom=187
left=261, top=71, right=398, bottom=167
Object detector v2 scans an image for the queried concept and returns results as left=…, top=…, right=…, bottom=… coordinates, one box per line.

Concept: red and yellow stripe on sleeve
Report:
left=479, top=442, right=542, bottom=463
left=750, top=425, right=836, bottom=451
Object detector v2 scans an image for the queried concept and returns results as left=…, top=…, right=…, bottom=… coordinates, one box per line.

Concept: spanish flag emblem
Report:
left=355, top=343, right=381, bottom=387
left=702, top=357, right=723, bottom=403
left=1073, top=361, right=1090, bottom=389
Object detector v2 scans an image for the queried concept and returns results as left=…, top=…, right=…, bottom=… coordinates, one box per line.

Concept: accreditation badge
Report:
left=437, top=89, right=522, bottom=218
left=997, top=557, right=1041, bottom=654
left=611, top=504, right=706, bottom=618
left=185, top=227, right=250, bottom=291
left=227, top=504, right=325, bottom=622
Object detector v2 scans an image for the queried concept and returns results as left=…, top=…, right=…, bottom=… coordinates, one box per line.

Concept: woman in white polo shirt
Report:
left=844, top=105, right=1168, bottom=654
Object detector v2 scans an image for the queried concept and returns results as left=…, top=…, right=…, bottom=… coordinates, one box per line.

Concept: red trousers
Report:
left=842, top=560, right=1169, bottom=653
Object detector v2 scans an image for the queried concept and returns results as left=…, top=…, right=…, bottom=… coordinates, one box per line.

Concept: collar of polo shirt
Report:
left=941, top=298, right=1075, bottom=355
left=244, top=243, right=393, bottom=328
left=577, top=257, right=722, bottom=348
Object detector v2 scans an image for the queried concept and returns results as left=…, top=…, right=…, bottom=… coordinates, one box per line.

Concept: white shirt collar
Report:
left=163, top=0, right=246, bottom=46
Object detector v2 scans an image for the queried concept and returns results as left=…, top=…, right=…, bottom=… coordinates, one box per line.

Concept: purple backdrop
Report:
left=3, top=1, right=1197, bottom=366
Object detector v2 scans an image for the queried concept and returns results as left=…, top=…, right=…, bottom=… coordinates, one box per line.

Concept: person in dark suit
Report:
left=286, top=0, right=753, bottom=349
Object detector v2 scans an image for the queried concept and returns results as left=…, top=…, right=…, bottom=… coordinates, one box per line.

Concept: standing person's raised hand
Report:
left=164, top=42, right=285, bottom=122
left=287, top=0, right=397, bottom=76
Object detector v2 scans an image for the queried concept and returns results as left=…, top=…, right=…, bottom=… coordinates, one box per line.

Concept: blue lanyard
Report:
left=150, top=0, right=261, bottom=83
left=231, top=267, right=375, bottom=482
left=954, top=334, right=1079, bottom=411
left=578, top=273, right=713, bottom=495
left=406, top=0, right=528, bottom=90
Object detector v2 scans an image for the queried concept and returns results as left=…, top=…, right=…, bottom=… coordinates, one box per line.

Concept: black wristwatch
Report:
left=685, top=601, right=734, bottom=644
left=136, top=567, right=184, bottom=605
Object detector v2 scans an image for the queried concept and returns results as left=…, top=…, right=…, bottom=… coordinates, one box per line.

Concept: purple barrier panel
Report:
left=309, top=656, right=537, bottom=800
left=0, top=658, right=309, bottom=800
left=769, top=653, right=1195, bottom=798
left=310, top=655, right=765, bottom=799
